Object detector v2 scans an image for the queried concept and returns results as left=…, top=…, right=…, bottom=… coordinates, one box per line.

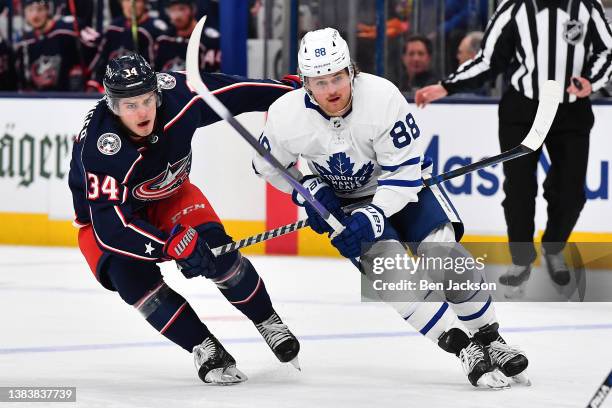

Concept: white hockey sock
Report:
left=448, top=297, right=497, bottom=334
left=390, top=299, right=460, bottom=343
left=416, top=223, right=498, bottom=334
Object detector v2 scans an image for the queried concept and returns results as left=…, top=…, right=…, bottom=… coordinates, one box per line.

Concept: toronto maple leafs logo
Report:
left=312, top=153, right=374, bottom=192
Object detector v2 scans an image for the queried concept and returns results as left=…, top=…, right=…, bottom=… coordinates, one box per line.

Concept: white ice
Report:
left=1, top=246, right=611, bottom=408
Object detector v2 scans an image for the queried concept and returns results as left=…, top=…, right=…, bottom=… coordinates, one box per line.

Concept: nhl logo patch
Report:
left=157, top=73, right=176, bottom=90
left=97, top=133, right=122, bottom=155
left=563, top=19, right=584, bottom=45
left=330, top=117, right=344, bottom=130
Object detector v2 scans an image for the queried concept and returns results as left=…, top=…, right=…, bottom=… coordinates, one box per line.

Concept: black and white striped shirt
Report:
left=442, top=0, right=612, bottom=103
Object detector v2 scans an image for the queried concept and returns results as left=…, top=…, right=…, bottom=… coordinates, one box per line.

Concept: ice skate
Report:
left=255, top=311, right=301, bottom=370
left=438, top=328, right=509, bottom=389
left=460, top=340, right=509, bottom=389
left=193, top=335, right=247, bottom=385
left=475, top=323, right=530, bottom=385
left=542, top=248, right=570, bottom=286
left=499, top=263, right=531, bottom=299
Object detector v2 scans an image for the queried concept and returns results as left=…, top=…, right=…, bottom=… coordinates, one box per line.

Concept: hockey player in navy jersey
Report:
left=69, top=53, right=302, bottom=384
left=155, top=0, right=220, bottom=73
left=86, top=0, right=168, bottom=92
left=253, top=28, right=530, bottom=389
left=15, top=0, right=98, bottom=91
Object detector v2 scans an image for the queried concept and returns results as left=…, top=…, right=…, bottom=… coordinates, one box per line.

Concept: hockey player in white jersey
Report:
left=253, top=27, right=530, bottom=389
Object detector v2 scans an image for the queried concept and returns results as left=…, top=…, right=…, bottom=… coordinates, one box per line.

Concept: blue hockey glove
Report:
left=331, top=205, right=386, bottom=259
left=163, top=225, right=216, bottom=279
left=292, top=175, right=345, bottom=234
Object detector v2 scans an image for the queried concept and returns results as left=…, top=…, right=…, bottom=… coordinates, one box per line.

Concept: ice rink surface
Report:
left=1, top=246, right=611, bottom=408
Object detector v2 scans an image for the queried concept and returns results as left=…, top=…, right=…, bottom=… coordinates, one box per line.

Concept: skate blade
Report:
left=511, top=371, right=531, bottom=386
left=204, top=366, right=248, bottom=385
left=289, top=356, right=301, bottom=371
left=477, top=370, right=511, bottom=390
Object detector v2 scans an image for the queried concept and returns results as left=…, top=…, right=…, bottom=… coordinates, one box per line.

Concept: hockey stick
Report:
left=212, top=219, right=309, bottom=257
left=586, top=369, right=612, bottom=408
left=423, top=79, right=561, bottom=186
left=130, top=0, right=138, bottom=50
left=185, top=16, right=345, bottom=235
left=211, top=200, right=371, bottom=256
left=210, top=81, right=561, bottom=255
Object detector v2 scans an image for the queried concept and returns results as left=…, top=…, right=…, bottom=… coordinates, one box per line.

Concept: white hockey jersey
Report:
left=253, top=73, right=425, bottom=217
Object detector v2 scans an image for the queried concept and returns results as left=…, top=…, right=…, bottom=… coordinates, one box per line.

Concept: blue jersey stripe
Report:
left=378, top=179, right=422, bottom=187
left=457, top=295, right=492, bottom=321
left=380, top=157, right=421, bottom=172
left=420, top=302, right=449, bottom=335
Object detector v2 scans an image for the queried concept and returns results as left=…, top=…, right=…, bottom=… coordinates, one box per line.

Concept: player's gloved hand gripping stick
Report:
left=163, top=225, right=216, bottom=279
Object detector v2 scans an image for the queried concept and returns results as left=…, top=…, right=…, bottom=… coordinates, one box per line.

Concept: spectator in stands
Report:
left=15, top=0, right=97, bottom=91
left=87, top=0, right=167, bottom=92
left=440, top=0, right=489, bottom=73
left=155, top=0, right=220, bottom=72
left=453, top=31, right=490, bottom=96
left=456, top=31, right=483, bottom=66
left=400, top=34, right=438, bottom=95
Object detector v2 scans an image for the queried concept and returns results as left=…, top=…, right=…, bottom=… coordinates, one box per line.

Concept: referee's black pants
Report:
left=498, top=88, right=593, bottom=266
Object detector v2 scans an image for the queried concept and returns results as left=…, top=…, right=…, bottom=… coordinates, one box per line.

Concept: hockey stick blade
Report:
left=424, top=80, right=561, bottom=187
left=521, top=80, right=562, bottom=151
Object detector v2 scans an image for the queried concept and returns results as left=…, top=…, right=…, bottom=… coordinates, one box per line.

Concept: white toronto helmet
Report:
left=298, top=27, right=354, bottom=82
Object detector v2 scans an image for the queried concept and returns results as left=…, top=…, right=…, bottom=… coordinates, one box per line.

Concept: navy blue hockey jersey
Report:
left=87, top=15, right=167, bottom=90
left=155, top=26, right=220, bottom=73
left=68, top=71, right=296, bottom=262
left=15, top=16, right=97, bottom=91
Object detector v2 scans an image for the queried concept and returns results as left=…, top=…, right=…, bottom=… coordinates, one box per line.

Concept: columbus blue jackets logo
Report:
left=30, top=55, right=61, bottom=88
left=312, top=153, right=374, bottom=192
left=563, top=20, right=584, bottom=45
left=157, top=72, right=177, bottom=89
left=133, top=153, right=192, bottom=201
left=97, top=133, right=122, bottom=155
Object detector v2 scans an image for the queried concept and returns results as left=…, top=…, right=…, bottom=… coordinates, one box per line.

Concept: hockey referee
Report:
left=415, top=0, right=612, bottom=286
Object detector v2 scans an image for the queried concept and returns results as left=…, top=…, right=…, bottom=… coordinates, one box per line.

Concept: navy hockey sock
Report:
left=105, top=257, right=211, bottom=352
left=212, top=255, right=274, bottom=324
left=196, top=223, right=274, bottom=323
